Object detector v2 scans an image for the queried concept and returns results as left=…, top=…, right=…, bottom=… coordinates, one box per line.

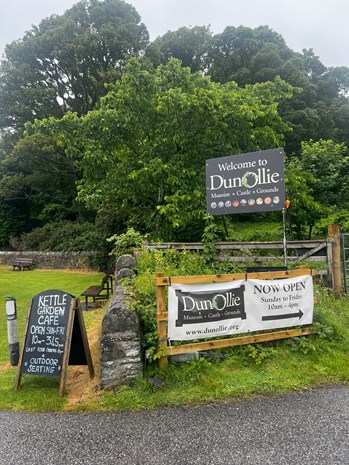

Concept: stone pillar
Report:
left=100, top=285, right=142, bottom=389
left=115, top=254, right=137, bottom=283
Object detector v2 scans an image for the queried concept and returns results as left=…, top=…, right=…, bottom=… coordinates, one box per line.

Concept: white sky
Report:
left=0, top=0, right=348, bottom=68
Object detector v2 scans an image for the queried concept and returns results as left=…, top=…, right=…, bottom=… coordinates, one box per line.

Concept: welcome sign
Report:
left=168, top=275, right=313, bottom=341
left=206, top=148, right=285, bottom=215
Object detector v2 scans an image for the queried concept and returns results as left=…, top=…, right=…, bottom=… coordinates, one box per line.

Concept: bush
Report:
left=107, top=228, right=145, bottom=257
left=10, top=220, right=104, bottom=252
left=10, top=220, right=116, bottom=271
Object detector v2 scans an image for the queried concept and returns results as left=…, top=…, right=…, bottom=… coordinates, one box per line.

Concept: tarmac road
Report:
left=0, top=384, right=348, bottom=465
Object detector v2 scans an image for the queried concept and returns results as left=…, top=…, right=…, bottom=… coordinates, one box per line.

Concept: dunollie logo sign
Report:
left=175, top=285, right=246, bottom=327
left=168, top=275, right=313, bottom=341
left=206, top=148, right=285, bottom=215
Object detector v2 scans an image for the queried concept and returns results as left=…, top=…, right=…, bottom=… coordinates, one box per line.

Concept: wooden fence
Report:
left=155, top=268, right=316, bottom=369
left=147, top=224, right=343, bottom=293
left=146, top=239, right=327, bottom=262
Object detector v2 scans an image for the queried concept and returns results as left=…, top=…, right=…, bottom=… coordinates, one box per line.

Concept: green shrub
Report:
left=10, top=220, right=114, bottom=270
left=11, top=221, right=104, bottom=252
left=107, top=228, right=145, bottom=257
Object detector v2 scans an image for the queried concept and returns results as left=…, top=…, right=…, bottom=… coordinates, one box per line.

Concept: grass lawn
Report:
left=0, top=266, right=104, bottom=411
left=0, top=265, right=349, bottom=412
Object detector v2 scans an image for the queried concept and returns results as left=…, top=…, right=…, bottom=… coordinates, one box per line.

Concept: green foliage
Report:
left=127, top=249, right=349, bottom=398
left=0, top=132, right=82, bottom=244
left=0, top=0, right=149, bottom=132
left=107, top=228, right=145, bottom=257
left=1, top=265, right=349, bottom=411
left=202, top=215, right=219, bottom=263
left=286, top=335, right=317, bottom=356
left=0, top=0, right=150, bottom=248
left=147, top=26, right=212, bottom=72
left=1, top=16, right=349, bottom=250
left=314, top=210, right=349, bottom=236
left=227, top=217, right=282, bottom=241
left=285, top=139, right=349, bottom=239
left=301, top=139, right=349, bottom=207
left=0, top=203, right=25, bottom=247
left=31, top=58, right=292, bottom=241
left=285, top=158, right=327, bottom=239
left=9, top=218, right=114, bottom=271
left=239, top=344, right=278, bottom=365
left=130, top=249, right=243, bottom=361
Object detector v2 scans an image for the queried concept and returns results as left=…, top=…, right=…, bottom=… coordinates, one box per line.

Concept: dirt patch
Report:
left=63, top=307, right=106, bottom=410
left=0, top=363, right=11, bottom=372
left=36, top=268, right=99, bottom=274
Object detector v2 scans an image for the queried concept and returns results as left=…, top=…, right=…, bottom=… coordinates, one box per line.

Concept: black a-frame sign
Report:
left=15, top=289, right=94, bottom=397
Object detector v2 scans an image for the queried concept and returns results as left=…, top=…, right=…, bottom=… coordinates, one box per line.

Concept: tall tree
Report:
left=0, top=0, right=149, bottom=246
left=286, top=139, right=349, bottom=239
left=207, top=25, right=293, bottom=84
left=0, top=0, right=149, bottom=134
left=146, top=26, right=212, bottom=72
left=30, top=59, right=293, bottom=240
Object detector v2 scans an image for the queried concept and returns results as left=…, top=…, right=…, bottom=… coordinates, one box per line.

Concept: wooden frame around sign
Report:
left=15, top=297, right=94, bottom=397
left=156, top=268, right=316, bottom=369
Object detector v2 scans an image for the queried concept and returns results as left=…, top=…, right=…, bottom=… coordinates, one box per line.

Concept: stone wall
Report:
left=0, top=251, right=95, bottom=270
left=100, top=285, right=142, bottom=389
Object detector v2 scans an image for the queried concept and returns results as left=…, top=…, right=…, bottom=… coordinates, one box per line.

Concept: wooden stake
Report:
left=328, top=224, right=342, bottom=294
left=75, top=299, right=94, bottom=379
left=59, top=299, right=76, bottom=397
left=156, top=272, right=168, bottom=369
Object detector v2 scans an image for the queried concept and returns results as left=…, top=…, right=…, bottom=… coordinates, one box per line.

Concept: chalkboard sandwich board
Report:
left=15, top=289, right=94, bottom=396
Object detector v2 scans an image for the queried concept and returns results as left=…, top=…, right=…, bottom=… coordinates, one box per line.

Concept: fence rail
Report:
left=145, top=225, right=343, bottom=292
left=146, top=240, right=327, bottom=250
left=144, top=240, right=328, bottom=263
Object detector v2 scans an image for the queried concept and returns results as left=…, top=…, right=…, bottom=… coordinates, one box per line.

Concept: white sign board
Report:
left=168, top=275, right=313, bottom=341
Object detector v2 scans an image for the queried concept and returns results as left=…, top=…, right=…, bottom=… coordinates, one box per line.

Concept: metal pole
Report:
left=283, top=208, right=287, bottom=267
left=5, top=296, right=19, bottom=366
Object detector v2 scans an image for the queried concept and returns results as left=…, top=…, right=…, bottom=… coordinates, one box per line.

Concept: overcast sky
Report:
left=0, top=0, right=348, bottom=68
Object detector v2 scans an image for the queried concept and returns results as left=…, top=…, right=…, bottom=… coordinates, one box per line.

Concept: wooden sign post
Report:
left=15, top=289, right=94, bottom=397
left=156, top=269, right=315, bottom=367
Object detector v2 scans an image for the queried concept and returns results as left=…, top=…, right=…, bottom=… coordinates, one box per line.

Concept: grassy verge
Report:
left=0, top=265, right=348, bottom=412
